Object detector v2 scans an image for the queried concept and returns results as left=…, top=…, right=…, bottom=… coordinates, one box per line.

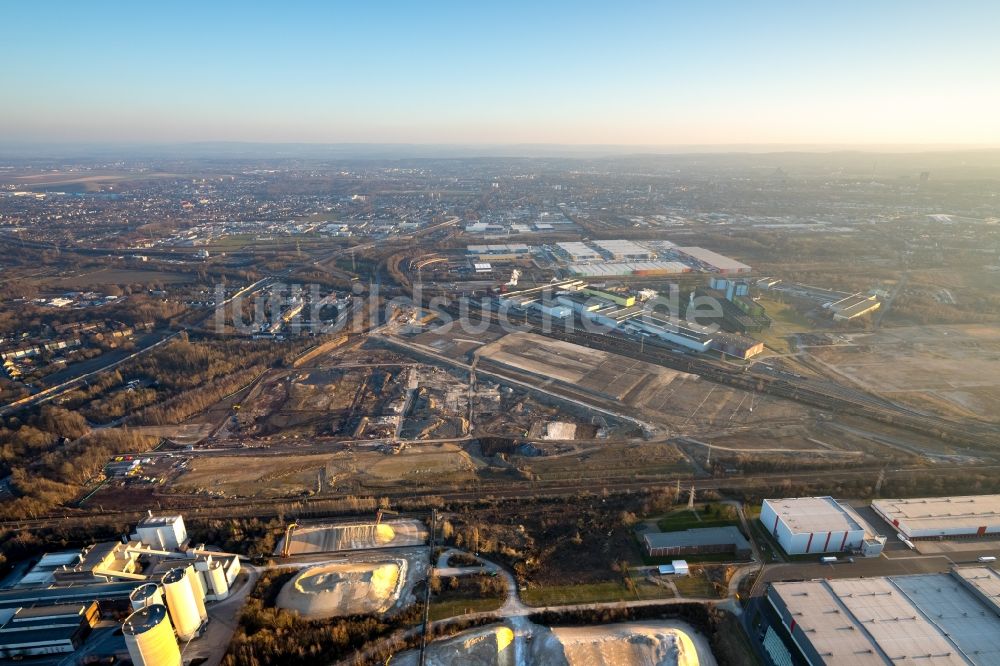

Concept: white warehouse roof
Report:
left=763, top=497, right=866, bottom=535
left=953, top=566, right=1000, bottom=616
left=590, top=239, right=654, bottom=256
left=674, top=246, right=751, bottom=272
left=556, top=241, right=602, bottom=260
left=872, top=495, right=1000, bottom=537
left=770, top=574, right=1000, bottom=665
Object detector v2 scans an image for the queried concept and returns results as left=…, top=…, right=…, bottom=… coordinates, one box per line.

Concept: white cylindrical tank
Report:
left=162, top=566, right=207, bottom=641
left=123, top=604, right=181, bottom=666
left=187, top=564, right=208, bottom=616
left=130, top=583, right=164, bottom=612
left=208, top=561, right=229, bottom=599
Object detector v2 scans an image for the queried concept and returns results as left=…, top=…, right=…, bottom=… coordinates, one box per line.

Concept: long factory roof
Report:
left=771, top=573, right=1000, bottom=665
left=952, top=566, right=1000, bottom=616
left=674, top=246, right=751, bottom=272
left=872, top=496, right=1000, bottom=532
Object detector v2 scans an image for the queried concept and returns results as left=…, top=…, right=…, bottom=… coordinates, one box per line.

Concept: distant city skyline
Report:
left=3, top=1, right=999, bottom=146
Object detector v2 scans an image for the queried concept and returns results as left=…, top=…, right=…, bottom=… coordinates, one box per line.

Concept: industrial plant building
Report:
left=550, top=239, right=750, bottom=277
left=496, top=279, right=763, bottom=358
left=673, top=247, right=752, bottom=274
left=590, top=239, right=657, bottom=261
left=761, top=497, right=885, bottom=556
left=826, top=292, right=881, bottom=321
left=555, top=241, right=603, bottom=263
left=0, top=602, right=98, bottom=659
left=872, top=495, right=1000, bottom=540
left=133, top=514, right=187, bottom=551
left=768, top=570, right=1000, bottom=665
left=702, top=277, right=772, bottom=334
left=643, top=526, right=752, bottom=559
left=567, top=260, right=690, bottom=277
left=466, top=243, right=532, bottom=262
left=0, top=512, right=239, bottom=664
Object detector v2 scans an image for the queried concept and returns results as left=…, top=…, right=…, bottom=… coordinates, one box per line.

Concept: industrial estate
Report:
left=1, top=147, right=1000, bottom=666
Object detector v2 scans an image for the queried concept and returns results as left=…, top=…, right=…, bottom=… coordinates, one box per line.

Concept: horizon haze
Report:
left=3, top=0, right=999, bottom=146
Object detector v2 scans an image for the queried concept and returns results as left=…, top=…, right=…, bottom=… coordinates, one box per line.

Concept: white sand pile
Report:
left=276, top=560, right=405, bottom=618
left=278, top=519, right=427, bottom=554
left=392, top=625, right=517, bottom=666
left=393, top=620, right=714, bottom=666
left=552, top=622, right=710, bottom=666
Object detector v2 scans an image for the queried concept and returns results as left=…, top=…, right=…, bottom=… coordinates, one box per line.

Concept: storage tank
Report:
left=123, top=604, right=181, bottom=666
left=130, top=583, right=164, bottom=611
left=187, top=563, right=208, bottom=611
left=162, top=566, right=207, bottom=641
left=207, top=560, right=230, bottom=599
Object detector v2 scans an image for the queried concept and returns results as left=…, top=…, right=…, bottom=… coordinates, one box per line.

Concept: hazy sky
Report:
left=3, top=1, right=999, bottom=146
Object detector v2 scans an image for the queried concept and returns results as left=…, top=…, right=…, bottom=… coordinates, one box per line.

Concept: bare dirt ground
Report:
left=477, top=332, right=687, bottom=401
left=276, top=519, right=428, bottom=555
left=366, top=444, right=480, bottom=481
left=125, top=423, right=214, bottom=445
left=475, top=331, right=819, bottom=439
left=171, top=453, right=331, bottom=497
left=805, top=324, right=1000, bottom=422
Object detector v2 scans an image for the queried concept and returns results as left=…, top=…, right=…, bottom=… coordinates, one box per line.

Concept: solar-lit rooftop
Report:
left=872, top=496, right=1000, bottom=533
left=770, top=572, right=1000, bottom=666
left=764, top=497, right=866, bottom=535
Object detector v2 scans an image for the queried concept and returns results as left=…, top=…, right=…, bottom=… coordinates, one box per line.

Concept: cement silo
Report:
left=206, top=560, right=230, bottom=599
left=123, top=603, right=181, bottom=666
left=130, top=583, right=164, bottom=612
left=162, top=566, right=207, bottom=641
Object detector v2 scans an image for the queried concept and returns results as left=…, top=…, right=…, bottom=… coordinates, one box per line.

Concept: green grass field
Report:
left=655, top=506, right=740, bottom=532
left=673, top=574, right=725, bottom=599
left=47, top=268, right=196, bottom=287
left=520, top=579, right=674, bottom=607
left=753, top=297, right=813, bottom=353
left=428, top=595, right=503, bottom=621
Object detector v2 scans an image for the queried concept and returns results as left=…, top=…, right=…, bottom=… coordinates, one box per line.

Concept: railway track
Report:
left=7, top=463, right=1000, bottom=533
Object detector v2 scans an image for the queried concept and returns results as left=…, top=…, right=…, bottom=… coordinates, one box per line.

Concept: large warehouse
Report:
left=872, top=495, right=1000, bottom=539
left=768, top=570, right=1000, bottom=665
left=761, top=496, right=885, bottom=556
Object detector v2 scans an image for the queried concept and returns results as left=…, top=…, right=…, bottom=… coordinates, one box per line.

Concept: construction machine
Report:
left=280, top=522, right=298, bottom=558
left=375, top=509, right=398, bottom=525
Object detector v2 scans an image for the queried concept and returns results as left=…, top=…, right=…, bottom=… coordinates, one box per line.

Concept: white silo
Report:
left=123, top=603, right=182, bottom=666
left=187, top=563, right=208, bottom=615
left=130, top=583, right=164, bottom=612
left=162, top=566, right=207, bottom=641
left=207, top=560, right=230, bottom=599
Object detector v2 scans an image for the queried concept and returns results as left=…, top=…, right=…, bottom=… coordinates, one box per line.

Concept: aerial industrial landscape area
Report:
left=0, top=148, right=999, bottom=666
left=3, top=1, right=1000, bottom=663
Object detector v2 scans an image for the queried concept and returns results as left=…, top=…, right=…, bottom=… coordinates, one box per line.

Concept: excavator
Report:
left=280, top=522, right=298, bottom=558
left=375, top=509, right=398, bottom=525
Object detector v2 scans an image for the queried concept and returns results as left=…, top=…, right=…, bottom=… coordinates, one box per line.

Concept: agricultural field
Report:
left=44, top=268, right=198, bottom=287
